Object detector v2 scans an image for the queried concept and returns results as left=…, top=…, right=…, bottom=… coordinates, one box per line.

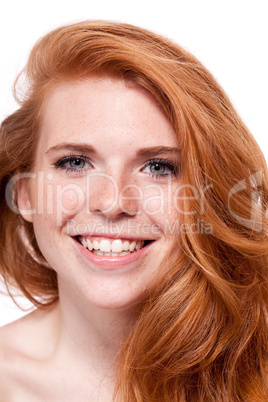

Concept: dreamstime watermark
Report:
left=5, top=169, right=265, bottom=233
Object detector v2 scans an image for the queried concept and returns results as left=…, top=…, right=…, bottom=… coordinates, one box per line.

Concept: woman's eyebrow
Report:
left=136, top=146, right=180, bottom=159
left=45, top=143, right=97, bottom=155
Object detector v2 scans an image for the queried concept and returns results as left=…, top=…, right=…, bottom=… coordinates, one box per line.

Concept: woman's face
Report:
left=18, top=78, right=181, bottom=311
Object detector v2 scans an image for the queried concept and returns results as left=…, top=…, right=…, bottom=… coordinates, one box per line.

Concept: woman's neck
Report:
left=52, top=277, right=135, bottom=374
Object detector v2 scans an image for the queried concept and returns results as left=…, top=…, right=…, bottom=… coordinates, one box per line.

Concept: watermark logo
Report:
left=228, top=170, right=263, bottom=232
left=5, top=169, right=265, bottom=234
left=66, top=217, right=213, bottom=237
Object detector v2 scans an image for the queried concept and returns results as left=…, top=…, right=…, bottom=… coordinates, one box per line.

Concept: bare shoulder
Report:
left=0, top=307, right=47, bottom=360
left=0, top=305, right=59, bottom=400
left=0, top=310, right=41, bottom=395
left=0, top=319, right=18, bottom=399
left=0, top=302, right=59, bottom=356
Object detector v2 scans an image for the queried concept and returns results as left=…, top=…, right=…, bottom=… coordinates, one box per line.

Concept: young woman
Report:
left=0, top=21, right=268, bottom=401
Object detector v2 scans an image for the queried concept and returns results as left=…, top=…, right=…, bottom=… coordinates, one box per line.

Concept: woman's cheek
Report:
left=39, top=178, right=86, bottom=226
left=142, top=182, right=181, bottom=235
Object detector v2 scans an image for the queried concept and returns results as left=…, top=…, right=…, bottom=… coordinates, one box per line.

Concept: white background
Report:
left=1, top=0, right=267, bottom=326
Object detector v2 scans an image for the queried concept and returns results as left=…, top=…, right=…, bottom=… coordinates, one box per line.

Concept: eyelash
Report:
left=53, top=154, right=92, bottom=173
left=53, top=155, right=179, bottom=179
left=142, top=158, right=178, bottom=179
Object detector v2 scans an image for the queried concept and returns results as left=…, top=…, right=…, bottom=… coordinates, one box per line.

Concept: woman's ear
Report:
left=16, top=177, right=34, bottom=223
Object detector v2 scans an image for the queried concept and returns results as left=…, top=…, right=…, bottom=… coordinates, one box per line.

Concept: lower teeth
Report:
left=92, top=250, right=131, bottom=256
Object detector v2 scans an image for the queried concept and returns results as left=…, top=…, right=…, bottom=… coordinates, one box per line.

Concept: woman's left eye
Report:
left=142, top=159, right=177, bottom=178
left=54, top=155, right=93, bottom=172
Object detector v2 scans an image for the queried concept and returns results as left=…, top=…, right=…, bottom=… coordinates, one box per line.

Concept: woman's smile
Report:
left=73, top=234, right=155, bottom=269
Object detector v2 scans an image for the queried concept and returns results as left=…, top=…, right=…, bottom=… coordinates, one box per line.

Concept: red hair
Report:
left=1, top=21, right=268, bottom=400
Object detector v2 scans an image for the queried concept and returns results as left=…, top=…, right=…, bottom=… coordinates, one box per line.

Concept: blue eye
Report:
left=54, top=155, right=92, bottom=172
left=143, top=159, right=177, bottom=178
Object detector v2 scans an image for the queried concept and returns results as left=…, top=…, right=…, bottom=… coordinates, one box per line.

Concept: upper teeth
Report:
left=79, top=237, right=144, bottom=253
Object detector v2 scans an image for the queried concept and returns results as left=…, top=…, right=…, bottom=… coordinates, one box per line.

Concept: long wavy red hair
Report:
left=1, top=21, right=268, bottom=401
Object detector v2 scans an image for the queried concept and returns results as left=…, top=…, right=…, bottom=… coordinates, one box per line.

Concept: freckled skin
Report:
left=18, top=77, right=181, bottom=311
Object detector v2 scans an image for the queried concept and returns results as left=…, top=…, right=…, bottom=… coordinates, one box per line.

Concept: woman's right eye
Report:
left=53, top=155, right=93, bottom=173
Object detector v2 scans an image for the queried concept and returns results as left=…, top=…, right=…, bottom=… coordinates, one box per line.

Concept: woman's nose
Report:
left=87, top=173, right=140, bottom=219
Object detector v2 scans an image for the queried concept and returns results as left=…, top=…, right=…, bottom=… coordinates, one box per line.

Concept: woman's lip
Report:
left=72, top=237, right=154, bottom=269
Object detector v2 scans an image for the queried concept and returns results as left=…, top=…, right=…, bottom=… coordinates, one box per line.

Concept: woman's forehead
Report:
left=38, top=78, right=179, bottom=153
